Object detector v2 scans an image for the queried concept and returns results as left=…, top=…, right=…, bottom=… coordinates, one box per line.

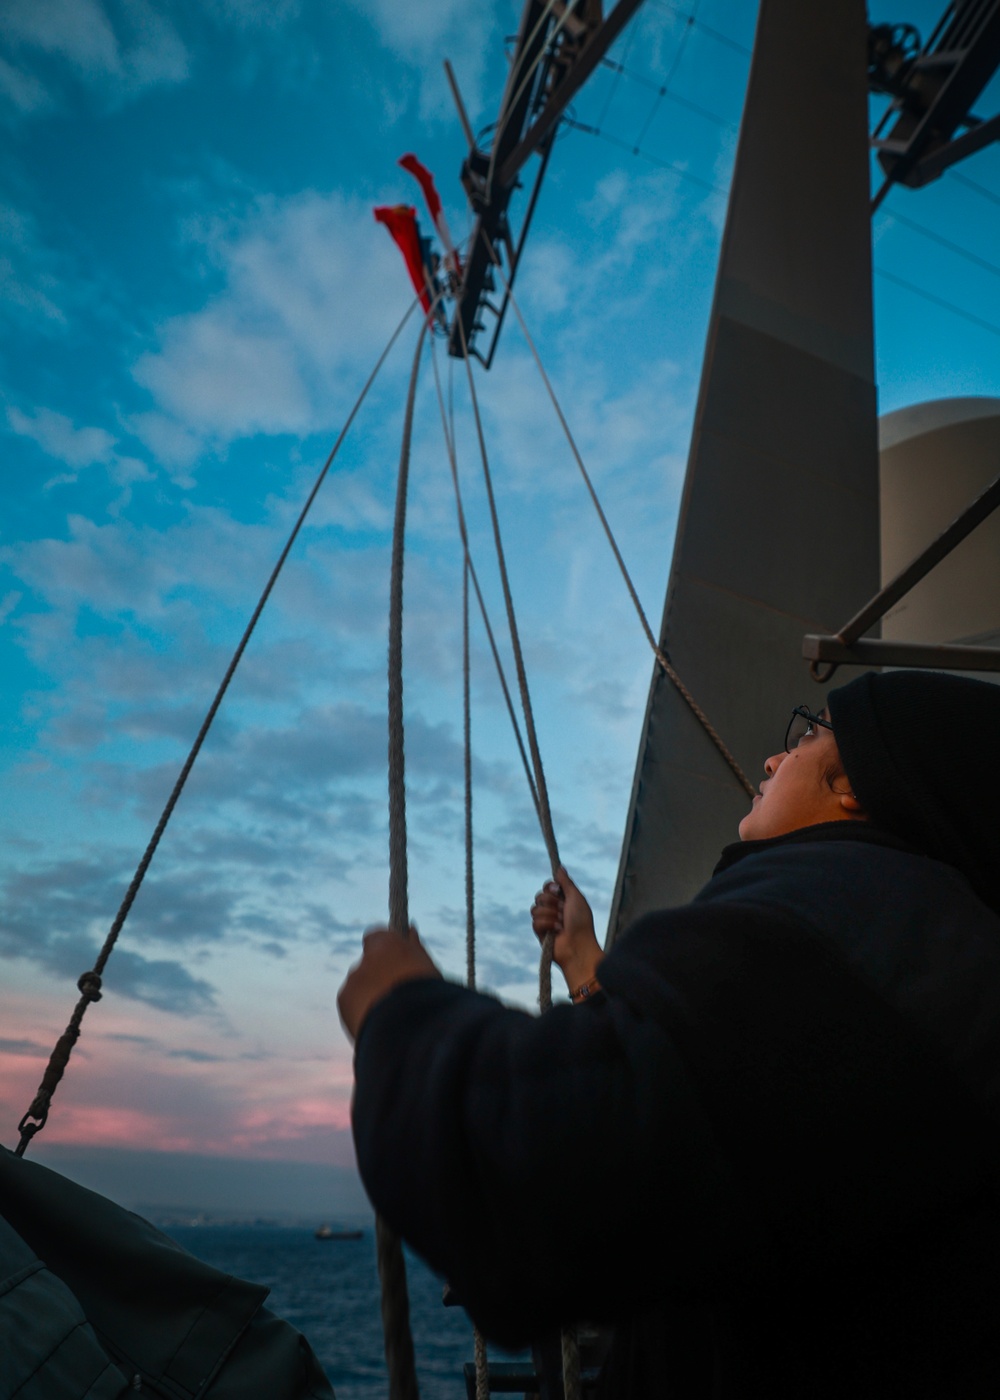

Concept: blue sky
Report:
left=1, top=0, right=999, bottom=1184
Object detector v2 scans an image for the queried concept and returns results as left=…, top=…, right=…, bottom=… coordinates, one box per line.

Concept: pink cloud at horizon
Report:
left=0, top=1042, right=357, bottom=1165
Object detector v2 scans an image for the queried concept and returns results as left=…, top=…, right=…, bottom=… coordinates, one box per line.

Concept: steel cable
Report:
left=454, top=316, right=562, bottom=880
left=380, top=317, right=432, bottom=1400
left=13, top=292, right=422, bottom=1158
left=480, top=230, right=755, bottom=800
left=454, top=287, right=581, bottom=1400
left=430, top=340, right=542, bottom=822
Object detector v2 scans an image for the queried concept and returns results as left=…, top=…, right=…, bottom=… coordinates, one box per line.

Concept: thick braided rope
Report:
left=379, top=320, right=430, bottom=1400
left=481, top=231, right=756, bottom=802
left=561, top=1324, right=581, bottom=1400
left=538, top=923, right=571, bottom=1393
left=437, top=344, right=553, bottom=1399
left=430, top=340, right=541, bottom=822
left=13, top=294, right=420, bottom=1158
left=454, top=315, right=580, bottom=1400
left=473, top=1328, right=489, bottom=1400
left=537, top=933, right=556, bottom=1015
left=376, top=1216, right=419, bottom=1400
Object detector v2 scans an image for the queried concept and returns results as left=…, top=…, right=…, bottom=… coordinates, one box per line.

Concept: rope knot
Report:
left=77, top=971, right=103, bottom=1002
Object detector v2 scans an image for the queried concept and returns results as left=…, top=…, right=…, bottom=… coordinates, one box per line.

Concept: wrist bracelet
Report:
left=571, top=974, right=601, bottom=1003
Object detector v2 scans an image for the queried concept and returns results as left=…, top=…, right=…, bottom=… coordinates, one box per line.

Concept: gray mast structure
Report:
left=444, top=0, right=1000, bottom=942
left=608, top=0, right=881, bottom=935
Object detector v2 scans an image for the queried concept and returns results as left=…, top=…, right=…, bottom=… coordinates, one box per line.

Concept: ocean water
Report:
left=167, top=1223, right=520, bottom=1399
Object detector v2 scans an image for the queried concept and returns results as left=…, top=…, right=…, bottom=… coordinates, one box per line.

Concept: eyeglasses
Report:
left=784, top=705, right=834, bottom=753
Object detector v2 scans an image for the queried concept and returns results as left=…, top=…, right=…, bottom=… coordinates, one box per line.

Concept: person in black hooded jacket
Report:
left=338, top=670, right=1000, bottom=1398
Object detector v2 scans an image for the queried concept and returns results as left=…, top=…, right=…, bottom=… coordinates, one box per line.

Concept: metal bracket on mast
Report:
left=447, top=0, right=645, bottom=366
left=868, top=0, right=1000, bottom=210
left=800, top=4, right=1000, bottom=684
left=803, top=471, right=1000, bottom=680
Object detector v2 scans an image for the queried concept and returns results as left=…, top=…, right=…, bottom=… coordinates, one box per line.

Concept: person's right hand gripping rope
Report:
left=531, top=867, right=605, bottom=1003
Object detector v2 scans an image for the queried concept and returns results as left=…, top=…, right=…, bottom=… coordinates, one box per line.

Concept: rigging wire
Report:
left=600, top=56, right=737, bottom=129
left=595, top=5, right=639, bottom=129
left=632, top=0, right=702, bottom=150
left=878, top=208, right=1000, bottom=281
left=561, top=113, right=729, bottom=194
left=462, top=569, right=476, bottom=989
left=948, top=169, right=1000, bottom=207
left=380, top=318, right=432, bottom=1400
left=12, top=292, right=422, bottom=1160
left=478, top=228, right=756, bottom=801
left=430, top=339, right=543, bottom=823
left=451, top=276, right=582, bottom=1400
left=445, top=349, right=490, bottom=1400
left=647, top=0, right=753, bottom=56
left=567, top=98, right=1000, bottom=334
left=874, top=265, right=1000, bottom=339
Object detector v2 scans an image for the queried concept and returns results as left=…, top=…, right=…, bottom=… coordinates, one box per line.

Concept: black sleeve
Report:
left=352, top=971, right=743, bottom=1346
left=600, top=902, right=999, bottom=1272
left=353, top=886, right=1000, bottom=1347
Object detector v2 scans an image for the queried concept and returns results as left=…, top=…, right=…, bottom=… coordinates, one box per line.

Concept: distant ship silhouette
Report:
left=314, top=1223, right=363, bottom=1241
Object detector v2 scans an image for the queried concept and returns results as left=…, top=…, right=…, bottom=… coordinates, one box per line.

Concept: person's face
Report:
left=738, top=708, right=863, bottom=841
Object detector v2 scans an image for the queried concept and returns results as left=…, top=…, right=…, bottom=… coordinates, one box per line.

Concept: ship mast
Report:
left=609, top=0, right=1000, bottom=933
left=608, top=0, right=881, bottom=930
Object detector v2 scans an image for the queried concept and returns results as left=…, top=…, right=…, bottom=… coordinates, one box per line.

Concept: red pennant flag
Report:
left=373, top=204, right=432, bottom=313
left=398, top=153, right=463, bottom=279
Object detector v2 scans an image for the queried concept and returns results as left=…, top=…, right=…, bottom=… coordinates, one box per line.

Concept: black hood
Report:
left=827, top=669, right=1000, bottom=916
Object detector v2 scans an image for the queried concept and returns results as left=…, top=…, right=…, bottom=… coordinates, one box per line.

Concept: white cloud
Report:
left=138, top=318, right=312, bottom=438
left=3, top=513, right=175, bottom=619
left=342, top=0, right=503, bottom=121
left=0, top=53, right=52, bottom=112
left=581, top=164, right=686, bottom=275
left=6, top=405, right=154, bottom=504
left=122, top=411, right=202, bottom=480
left=132, top=190, right=419, bottom=450
left=0, top=591, right=22, bottom=626
left=120, top=0, right=188, bottom=89
left=511, top=162, right=708, bottom=353
left=8, top=406, right=115, bottom=467
left=202, top=0, right=302, bottom=28
left=0, top=0, right=188, bottom=111
left=515, top=239, right=574, bottom=316
left=0, top=504, right=281, bottom=625
left=0, top=203, right=66, bottom=324
left=3, top=0, right=121, bottom=76
left=708, top=131, right=737, bottom=233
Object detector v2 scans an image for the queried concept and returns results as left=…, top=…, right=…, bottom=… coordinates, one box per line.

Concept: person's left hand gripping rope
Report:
left=338, top=926, right=442, bottom=1043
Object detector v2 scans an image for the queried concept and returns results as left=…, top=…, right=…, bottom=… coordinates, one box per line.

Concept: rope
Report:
left=451, top=311, right=581, bottom=1400
left=13, top=293, right=421, bottom=1159
left=595, top=9, right=638, bottom=128
left=458, top=489, right=488, bottom=1400
left=480, top=231, right=755, bottom=802
left=379, top=320, right=431, bottom=1400
left=455, top=315, right=562, bottom=876
left=388, top=321, right=428, bottom=934
left=375, top=1215, right=419, bottom=1400
left=632, top=0, right=700, bottom=150
left=562, top=115, right=729, bottom=197
left=463, top=556, right=476, bottom=992
left=537, top=933, right=556, bottom=1015
left=561, top=1324, right=581, bottom=1400
left=429, top=340, right=542, bottom=822
left=473, top=1328, right=489, bottom=1400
